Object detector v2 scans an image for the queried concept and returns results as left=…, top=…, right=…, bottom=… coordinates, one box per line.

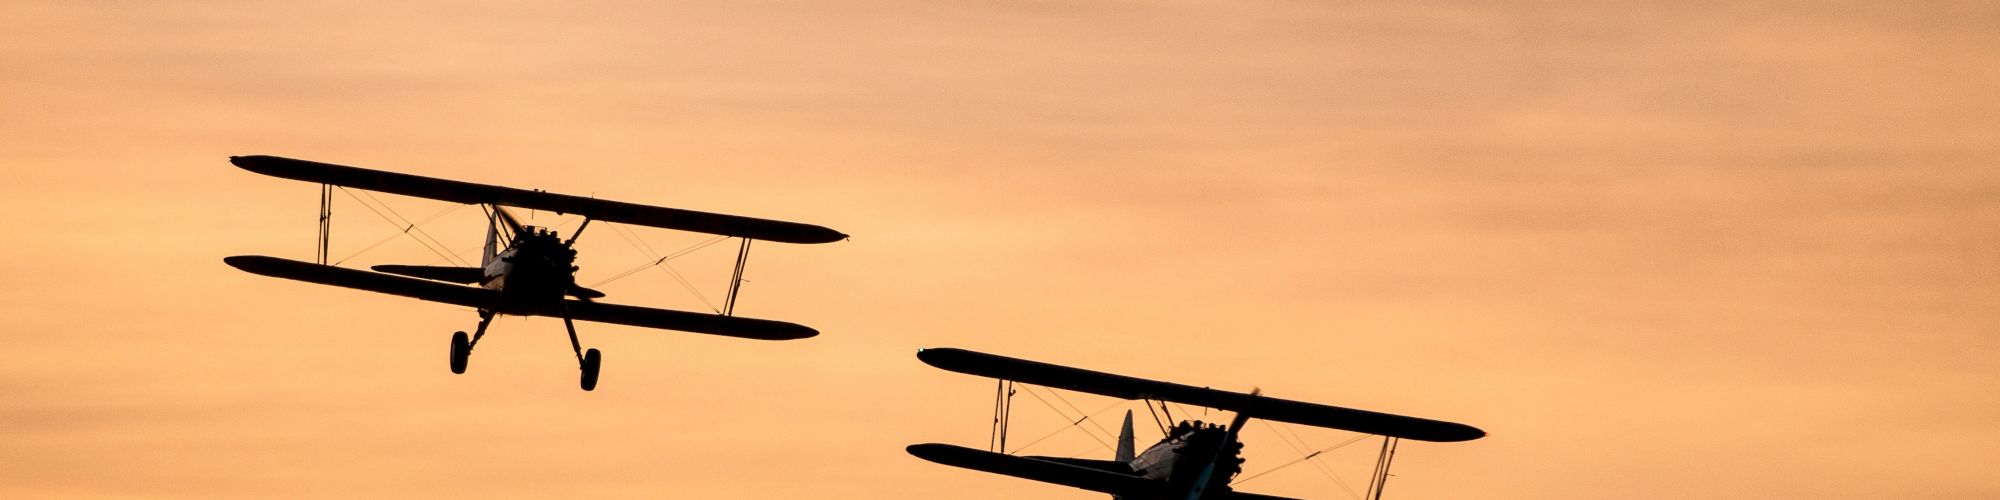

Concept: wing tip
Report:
left=1399, top=422, right=1486, bottom=442
left=748, top=318, right=820, bottom=340
left=228, top=154, right=300, bottom=176
left=915, top=347, right=971, bottom=368
left=772, top=326, right=820, bottom=340
left=905, top=443, right=980, bottom=465
left=905, top=443, right=956, bottom=465
left=223, top=254, right=292, bottom=274
left=228, top=154, right=269, bottom=168
left=790, top=227, right=850, bottom=244
left=1439, top=424, right=1488, bottom=442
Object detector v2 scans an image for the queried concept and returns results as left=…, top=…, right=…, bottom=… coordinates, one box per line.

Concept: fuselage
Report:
left=1122, top=421, right=1246, bottom=499
left=481, top=226, right=578, bottom=315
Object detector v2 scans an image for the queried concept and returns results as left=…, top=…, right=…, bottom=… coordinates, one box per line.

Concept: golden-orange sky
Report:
left=3, top=1, right=1997, bottom=498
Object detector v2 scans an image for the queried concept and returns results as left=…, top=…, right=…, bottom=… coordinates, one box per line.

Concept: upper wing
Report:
left=227, top=256, right=816, bottom=340
left=230, top=155, right=847, bottom=244
left=906, top=444, right=1159, bottom=497
left=227, top=255, right=495, bottom=309
left=916, top=348, right=1486, bottom=442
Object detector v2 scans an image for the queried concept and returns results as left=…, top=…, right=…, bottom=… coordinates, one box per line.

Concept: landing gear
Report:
left=446, top=305, right=601, bottom=391
left=561, top=307, right=600, bottom=392
left=451, top=310, right=495, bottom=375
left=580, top=348, right=601, bottom=391
left=450, top=331, right=469, bottom=374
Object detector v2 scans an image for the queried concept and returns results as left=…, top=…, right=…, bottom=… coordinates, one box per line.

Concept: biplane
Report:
left=223, top=155, right=844, bottom=391
left=906, top=348, right=1483, bottom=499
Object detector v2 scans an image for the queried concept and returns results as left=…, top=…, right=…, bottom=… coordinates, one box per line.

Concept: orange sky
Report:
left=3, top=1, right=1997, bottom=499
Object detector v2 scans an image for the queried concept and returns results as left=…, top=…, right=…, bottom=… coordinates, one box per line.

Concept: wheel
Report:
left=450, top=331, right=469, bottom=374
left=579, top=348, right=601, bottom=391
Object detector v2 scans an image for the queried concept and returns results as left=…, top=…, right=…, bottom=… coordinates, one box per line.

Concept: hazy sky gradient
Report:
left=3, top=1, right=1996, bottom=499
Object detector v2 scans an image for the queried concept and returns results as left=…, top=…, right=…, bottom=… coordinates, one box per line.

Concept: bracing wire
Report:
left=584, top=223, right=731, bottom=312
left=355, top=189, right=470, bottom=267
left=607, top=220, right=656, bottom=259
left=1166, top=402, right=1197, bottom=425
left=1259, top=420, right=1346, bottom=485
left=1234, top=434, right=1372, bottom=486
left=335, top=187, right=465, bottom=266
left=1257, top=421, right=1366, bottom=500
left=1014, top=386, right=1111, bottom=451
left=1007, top=397, right=1128, bottom=456
left=657, top=260, right=720, bottom=313
left=550, top=214, right=583, bottom=231
left=588, top=234, right=730, bottom=288
left=331, top=202, right=469, bottom=266
left=1047, top=388, right=1121, bottom=441
left=610, top=220, right=662, bottom=258
left=1278, top=421, right=1357, bottom=488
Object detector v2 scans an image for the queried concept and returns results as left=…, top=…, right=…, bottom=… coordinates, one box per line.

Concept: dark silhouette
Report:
left=224, top=155, right=844, bottom=391
left=905, top=348, right=1484, bottom=499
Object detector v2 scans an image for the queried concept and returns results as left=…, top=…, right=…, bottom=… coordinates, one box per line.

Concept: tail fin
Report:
left=1115, top=410, right=1135, bottom=463
left=481, top=208, right=499, bottom=267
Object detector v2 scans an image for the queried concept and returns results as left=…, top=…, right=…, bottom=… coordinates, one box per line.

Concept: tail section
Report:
left=1115, top=410, right=1135, bottom=463
left=1113, top=410, right=1136, bottom=500
left=482, top=207, right=499, bottom=267
left=483, top=205, right=528, bottom=269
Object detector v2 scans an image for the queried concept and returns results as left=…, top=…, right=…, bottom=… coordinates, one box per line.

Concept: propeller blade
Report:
left=1184, top=390, right=1264, bottom=500
left=492, top=205, right=528, bottom=240
left=564, top=218, right=592, bottom=247
left=1224, top=388, right=1260, bottom=441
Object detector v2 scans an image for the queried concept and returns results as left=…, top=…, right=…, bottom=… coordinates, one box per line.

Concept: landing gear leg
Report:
left=561, top=310, right=600, bottom=391
left=451, top=310, right=495, bottom=375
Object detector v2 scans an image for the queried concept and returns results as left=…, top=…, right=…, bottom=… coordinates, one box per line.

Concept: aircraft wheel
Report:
left=580, top=348, right=601, bottom=391
left=450, top=331, right=469, bottom=374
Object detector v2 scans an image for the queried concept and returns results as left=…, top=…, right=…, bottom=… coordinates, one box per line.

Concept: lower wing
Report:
left=226, top=256, right=817, bottom=340
left=563, top=299, right=817, bottom=340
left=906, top=444, right=1159, bottom=497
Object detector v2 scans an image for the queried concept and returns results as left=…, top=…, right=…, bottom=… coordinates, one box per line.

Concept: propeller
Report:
left=1186, top=388, right=1259, bottom=500
left=490, top=205, right=529, bottom=242
left=562, top=218, right=592, bottom=247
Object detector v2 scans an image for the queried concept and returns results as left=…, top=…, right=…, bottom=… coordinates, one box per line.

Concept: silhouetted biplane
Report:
left=225, top=155, right=844, bottom=390
left=907, top=348, right=1483, bottom=499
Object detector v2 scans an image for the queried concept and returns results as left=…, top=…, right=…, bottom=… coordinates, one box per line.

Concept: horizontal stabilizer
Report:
left=371, top=264, right=484, bottom=284
left=569, top=285, right=606, bottom=300
left=916, top=348, right=1485, bottom=442
left=230, top=155, right=847, bottom=244
left=1220, top=491, right=1305, bottom=500
left=907, top=444, right=1157, bottom=497
left=1022, top=456, right=1135, bottom=476
left=229, top=255, right=494, bottom=309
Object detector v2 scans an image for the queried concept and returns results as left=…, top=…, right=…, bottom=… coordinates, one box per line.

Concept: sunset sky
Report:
left=3, top=1, right=1997, bottom=499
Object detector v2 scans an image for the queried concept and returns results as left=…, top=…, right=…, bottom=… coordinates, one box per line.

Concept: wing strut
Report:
left=723, top=238, right=752, bottom=316
left=1365, top=436, right=1400, bottom=500
left=317, top=183, right=332, bottom=265
left=990, top=380, right=1016, bottom=453
left=1143, top=399, right=1170, bottom=435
